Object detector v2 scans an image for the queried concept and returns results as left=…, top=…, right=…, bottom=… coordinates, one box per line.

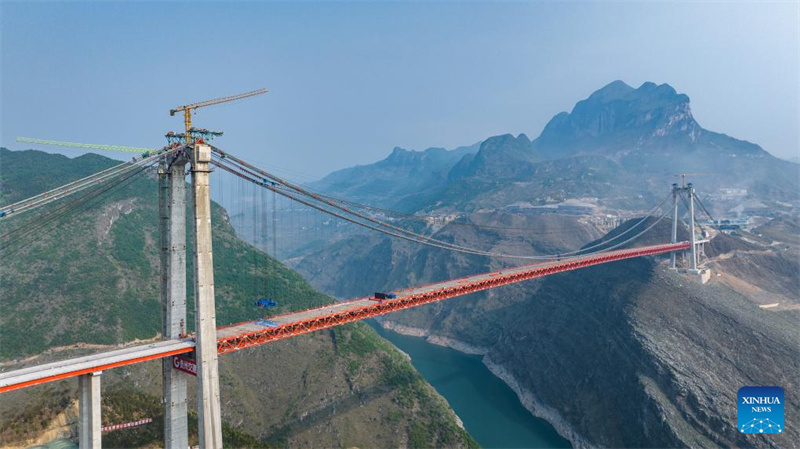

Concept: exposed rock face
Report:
left=309, top=142, right=480, bottom=212
left=296, top=216, right=800, bottom=448
left=483, top=356, right=592, bottom=449
left=308, top=81, right=799, bottom=214
left=294, top=81, right=800, bottom=447
left=535, top=81, right=704, bottom=158
left=448, top=133, right=537, bottom=182
left=487, top=260, right=798, bottom=448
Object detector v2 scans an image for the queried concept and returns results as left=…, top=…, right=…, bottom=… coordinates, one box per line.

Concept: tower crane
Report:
left=169, top=88, right=268, bottom=143
left=674, top=173, right=712, bottom=188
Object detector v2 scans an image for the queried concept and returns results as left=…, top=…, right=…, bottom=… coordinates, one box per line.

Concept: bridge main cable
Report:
left=0, top=146, right=184, bottom=220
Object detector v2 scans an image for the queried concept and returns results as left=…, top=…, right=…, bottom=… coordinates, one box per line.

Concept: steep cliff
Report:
left=295, top=216, right=800, bottom=448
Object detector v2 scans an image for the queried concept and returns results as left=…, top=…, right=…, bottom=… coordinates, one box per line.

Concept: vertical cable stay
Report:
left=272, top=189, right=277, bottom=260
left=261, top=186, right=268, bottom=296
left=252, top=183, right=258, bottom=297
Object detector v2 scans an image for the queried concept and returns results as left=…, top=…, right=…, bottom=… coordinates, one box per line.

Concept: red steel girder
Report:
left=216, top=242, right=690, bottom=354
left=0, top=243, right=688, bottom=394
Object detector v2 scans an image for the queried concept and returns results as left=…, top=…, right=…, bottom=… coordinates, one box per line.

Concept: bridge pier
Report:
left=160, top=160, right=190, bottom=449
left=78, top=371, right=102, bottom=449
left=191, top=143, right=223, bottom=448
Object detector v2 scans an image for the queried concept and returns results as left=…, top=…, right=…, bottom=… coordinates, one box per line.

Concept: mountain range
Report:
left=2, top=79, right=797, bottom=448
left=294, top=213, right=800, bottom=448
left=313, top=81, right=799, bottom=213
left=293, top=80, right=800, bottom=448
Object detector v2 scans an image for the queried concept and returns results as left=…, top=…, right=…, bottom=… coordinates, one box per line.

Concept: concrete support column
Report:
left=670, top=184, right=679, bottom=269
left=161, top=160, right=189, bottom=449
left=78, top=371, right=102, bottom=449
left=688, top=183, right=698, bottom=271
left=191, top=144, right=223, bottom=448
left=159, top=164, right=169, bottom=307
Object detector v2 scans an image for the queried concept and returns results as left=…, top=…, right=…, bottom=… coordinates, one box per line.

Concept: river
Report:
left=371, top=323, right=571, bottom=449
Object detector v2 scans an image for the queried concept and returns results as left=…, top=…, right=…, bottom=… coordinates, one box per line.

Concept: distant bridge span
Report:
left=0, top=241, right=688, bottom=394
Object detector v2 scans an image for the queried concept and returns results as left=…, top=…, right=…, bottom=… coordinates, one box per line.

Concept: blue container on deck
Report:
left=255, top=298, right=277, bottom=308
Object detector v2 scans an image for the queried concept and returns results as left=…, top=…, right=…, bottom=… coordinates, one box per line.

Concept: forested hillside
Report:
left=0, top=148, right=476, bottom=448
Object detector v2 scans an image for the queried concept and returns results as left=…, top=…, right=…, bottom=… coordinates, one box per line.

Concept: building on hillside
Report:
left=729, top=199, right=769, bottom=217
left=556, top=199, right=598, bottom=215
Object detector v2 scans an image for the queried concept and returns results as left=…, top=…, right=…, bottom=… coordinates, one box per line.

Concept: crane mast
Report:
left=674, top=173, right=711, bottom=188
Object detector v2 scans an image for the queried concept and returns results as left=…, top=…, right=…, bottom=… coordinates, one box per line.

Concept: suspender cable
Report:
left=212, top=159, right=671, bottom=261
left=213, top=149, right=671, bottom=260
left=213, top=153, right=671, bottom=259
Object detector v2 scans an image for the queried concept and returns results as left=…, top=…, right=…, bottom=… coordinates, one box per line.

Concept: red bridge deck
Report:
left=216, top=242, right=690, bottom=353
left=0, top=242, right=688, bottom=393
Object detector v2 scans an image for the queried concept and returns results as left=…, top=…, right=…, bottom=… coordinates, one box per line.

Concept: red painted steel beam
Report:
left=216, top=242, right=689, bottom=354
left=0, top=243, right=687, bottom=393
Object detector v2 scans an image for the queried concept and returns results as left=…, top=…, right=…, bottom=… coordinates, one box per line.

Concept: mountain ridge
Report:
left=313, top=80, right=798, bottom=213
left=289, top=80, right=800, bottom=447
left=309, top=141, right=481, bottom=212
left=293, top=215, right=800, bottom=448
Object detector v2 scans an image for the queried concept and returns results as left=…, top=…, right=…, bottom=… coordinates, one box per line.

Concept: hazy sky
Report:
left=2, top=1, right=798, bottom=179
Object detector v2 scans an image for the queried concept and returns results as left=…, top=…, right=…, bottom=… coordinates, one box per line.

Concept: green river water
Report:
left=371, top=323, right=571, bottom=449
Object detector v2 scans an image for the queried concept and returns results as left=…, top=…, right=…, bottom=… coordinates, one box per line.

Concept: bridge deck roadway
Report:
left=215, top=242, right=690, bottom=353
left=0, top=242, right=690, bottom=393
left=0, top=340, right=194, bottom=393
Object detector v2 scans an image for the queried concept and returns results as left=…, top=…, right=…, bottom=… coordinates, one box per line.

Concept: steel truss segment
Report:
left=216, top=243, right=689, bottom=354
left=0, top=245, right=688, bottom=393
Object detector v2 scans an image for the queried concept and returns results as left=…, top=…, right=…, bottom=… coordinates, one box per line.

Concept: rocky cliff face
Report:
left=448, top=133, right=537, bottom=182
left=486, top=257, right=798, bottom=448
left=309, top=81, right=799, bottom=214
left=295, top=216, right=800, bottom=448
left=291, top=80, right=799, bottom=447
left=534, top=81, right=703, bottom=158
left=310, top=142, right=480, bottom=212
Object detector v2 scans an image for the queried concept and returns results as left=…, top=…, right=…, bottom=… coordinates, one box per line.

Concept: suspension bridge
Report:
left=0, top=89, right=711, bottom=449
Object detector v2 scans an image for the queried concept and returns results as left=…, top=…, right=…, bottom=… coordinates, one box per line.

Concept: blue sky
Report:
left=2, top=1, right=798, bottom=178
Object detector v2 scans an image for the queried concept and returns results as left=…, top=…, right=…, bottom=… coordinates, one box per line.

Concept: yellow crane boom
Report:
left=170, top=88, right=268, bottom=142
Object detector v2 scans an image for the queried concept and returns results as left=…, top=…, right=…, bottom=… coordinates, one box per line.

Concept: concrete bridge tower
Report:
left=191, top=143, right=224, bottom=448
left=159, top=156, right=190, bottom=449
